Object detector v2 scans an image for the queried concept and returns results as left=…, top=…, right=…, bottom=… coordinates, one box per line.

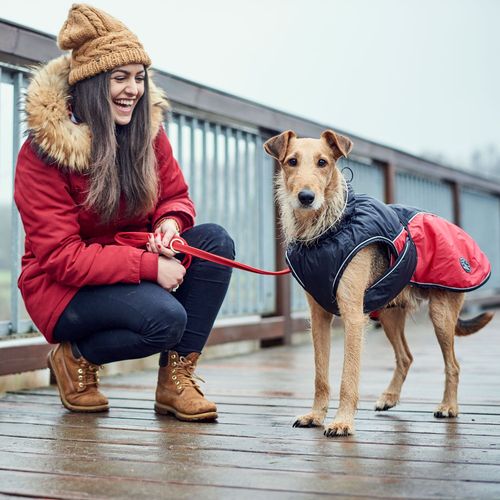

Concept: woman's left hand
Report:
left=147, top=219, right=180, bottom=258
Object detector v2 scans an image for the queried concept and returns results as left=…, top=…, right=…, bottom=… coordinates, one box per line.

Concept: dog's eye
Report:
left=287, top=158, right=298, bottom=166
left=317, top=159, right=327, bottom=167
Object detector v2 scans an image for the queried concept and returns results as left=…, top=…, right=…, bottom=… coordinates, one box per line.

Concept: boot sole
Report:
left=47, top=351, right=109, bottom=413
left=154, top=402, right=218, bottom=421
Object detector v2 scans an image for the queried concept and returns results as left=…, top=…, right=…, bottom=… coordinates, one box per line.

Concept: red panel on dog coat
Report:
left=394, top=213, right=491, bottom=291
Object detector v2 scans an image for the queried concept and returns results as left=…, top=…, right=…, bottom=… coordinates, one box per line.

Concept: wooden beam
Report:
left=0, top=313, right=312, bottom=375
left=0, top=341, right=51, bottom=376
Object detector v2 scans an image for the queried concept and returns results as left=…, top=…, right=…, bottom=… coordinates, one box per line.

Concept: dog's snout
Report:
left=298, top=190, right=315, bottom=206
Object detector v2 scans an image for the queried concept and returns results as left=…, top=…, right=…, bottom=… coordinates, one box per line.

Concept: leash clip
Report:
left=169, top=236, right=184, bottom=254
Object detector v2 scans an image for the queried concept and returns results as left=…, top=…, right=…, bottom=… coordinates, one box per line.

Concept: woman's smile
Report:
left=112, top=98, right=137, bottom=116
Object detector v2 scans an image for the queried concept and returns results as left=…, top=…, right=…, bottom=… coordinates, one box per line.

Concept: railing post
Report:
left=384, top=161, right=396, bottom=204
left=451, top=181, right=462, bottom=227
left=10, top=71, right=23, bottom=335
left=273, top=162, right=292, bottom=345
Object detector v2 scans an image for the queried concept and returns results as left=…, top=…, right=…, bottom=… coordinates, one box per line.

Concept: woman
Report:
left=13, top=4, right=234, bottom=421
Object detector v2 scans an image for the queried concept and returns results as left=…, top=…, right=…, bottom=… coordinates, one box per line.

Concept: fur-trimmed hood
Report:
left=24, top=54, right=169, bottom=173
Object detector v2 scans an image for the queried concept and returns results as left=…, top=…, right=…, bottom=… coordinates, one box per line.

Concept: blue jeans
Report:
left=53, top=223, right=234, bottom=365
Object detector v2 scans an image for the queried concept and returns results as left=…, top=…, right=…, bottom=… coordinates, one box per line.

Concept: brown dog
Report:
left=264, top=129, right=493, bottom=437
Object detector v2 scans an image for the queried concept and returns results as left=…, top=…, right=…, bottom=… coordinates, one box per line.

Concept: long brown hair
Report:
left=70, top=69, right=158, bottom=224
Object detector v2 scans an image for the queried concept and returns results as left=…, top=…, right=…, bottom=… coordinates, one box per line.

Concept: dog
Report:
left=264, top=129, right=493, bottom=437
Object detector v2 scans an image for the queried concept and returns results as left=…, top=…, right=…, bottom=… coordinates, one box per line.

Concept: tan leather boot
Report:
left=155, top=351, right=217, bottom=421
left=47, top=342, right=109, bottom=412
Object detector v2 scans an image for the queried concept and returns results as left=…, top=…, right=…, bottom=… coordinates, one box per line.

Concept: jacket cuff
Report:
left=153, top=214, right=185, bottom=234
left=140, top=252, right=159, bottom=281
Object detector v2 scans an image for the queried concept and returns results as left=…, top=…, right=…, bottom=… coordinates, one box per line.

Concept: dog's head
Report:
left=264, top=130, right=353, bottom=212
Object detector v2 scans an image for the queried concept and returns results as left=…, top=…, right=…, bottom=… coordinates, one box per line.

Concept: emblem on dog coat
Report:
left=286, top=184, right=491, bottom=316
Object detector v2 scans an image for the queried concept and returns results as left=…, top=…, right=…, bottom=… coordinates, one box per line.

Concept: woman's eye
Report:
left=136, top=77, right=145, bottom=82
left=317, top=159, right=327, bottom=167
left=287, top=158, right=297, bottom=166
left=114, top=77, right=125, bottom=82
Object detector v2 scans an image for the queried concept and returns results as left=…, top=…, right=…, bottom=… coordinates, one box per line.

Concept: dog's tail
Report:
left=455, top=312, right=494, bottom=336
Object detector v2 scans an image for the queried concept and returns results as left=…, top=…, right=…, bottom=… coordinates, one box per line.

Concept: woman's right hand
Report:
left=157, top=255, right=186, bottom=292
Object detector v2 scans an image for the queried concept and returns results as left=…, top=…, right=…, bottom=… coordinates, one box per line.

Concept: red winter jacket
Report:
left=13, top=55, right=195, bottom=343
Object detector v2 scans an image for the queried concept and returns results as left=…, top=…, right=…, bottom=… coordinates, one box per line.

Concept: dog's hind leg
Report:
left=375, top=306, right=412, bottom=411
left=429, top=290, right=464, bottom=418
left=293, top=294, right=333, bottom=428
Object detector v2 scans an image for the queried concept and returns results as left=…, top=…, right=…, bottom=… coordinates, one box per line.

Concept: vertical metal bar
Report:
left=451, top=181, right=462, bottom=227
left=10, top=72, right=22, bottom=335
left=190, top=117, right=197, bottom=205
left=202, top=120, right=209, bottom=223
left=177, top=114, right=185, bottom=179
left=262, top=137, right=276, bottom=314
left=0, top=66, right=6, bottom=336
left=245, top=132, right=256, bottom=313
left=164, top=110, right=170, bottom=136
left=256, top=135, right=267, bottom=311
left=223, top=127, right=235, bottom=315
left=234, top=130, right=242, bottom=314
left=213, top=124, right=220, bottom=225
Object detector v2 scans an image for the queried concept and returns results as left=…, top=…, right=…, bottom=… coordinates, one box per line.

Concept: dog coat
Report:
left=285, top=185, right=491, bottom=316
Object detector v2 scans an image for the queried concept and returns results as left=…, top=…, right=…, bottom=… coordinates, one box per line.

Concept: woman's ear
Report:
left=263, top=130, right=296, bottom=163
left=321, top=130, right=353, bottom=161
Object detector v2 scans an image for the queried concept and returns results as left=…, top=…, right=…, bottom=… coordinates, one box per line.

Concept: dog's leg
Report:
left=293, top=294, right=333, bottom=428
left=324, top=249, right=371, bottom=437
left=375, top=306, right=412, bottom=411
left=429, top=290, right=464, bottom=418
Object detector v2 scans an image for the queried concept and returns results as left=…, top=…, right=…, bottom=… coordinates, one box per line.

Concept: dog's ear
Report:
left=321, top=130, right=353, bottom=161
left=263, top=130, right=296, bottom=163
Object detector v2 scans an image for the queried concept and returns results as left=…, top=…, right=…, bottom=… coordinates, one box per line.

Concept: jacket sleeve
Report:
left=151, top=128, right=196, bottom=233
left=13, top=140, right=159, bottom=287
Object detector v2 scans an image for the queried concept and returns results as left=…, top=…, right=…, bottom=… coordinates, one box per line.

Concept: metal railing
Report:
left=1, top=18, right=500, bottom=343
left=1, top=63, right=29, bottom=336
left=165, top=112, right=276, bottom=317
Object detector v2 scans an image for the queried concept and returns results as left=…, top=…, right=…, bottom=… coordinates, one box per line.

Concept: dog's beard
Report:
left=276, top=173, right=347, bottom=245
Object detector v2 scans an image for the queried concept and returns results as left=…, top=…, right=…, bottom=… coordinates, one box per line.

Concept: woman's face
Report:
left=109, top=64, right=145, bottom=125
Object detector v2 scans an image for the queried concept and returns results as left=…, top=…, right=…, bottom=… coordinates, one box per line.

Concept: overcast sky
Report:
left=2, top=0, right=499, bottom=169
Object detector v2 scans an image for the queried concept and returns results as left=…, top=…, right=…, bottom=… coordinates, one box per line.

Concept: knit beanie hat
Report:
left=58, top=3, right=152, bottom=85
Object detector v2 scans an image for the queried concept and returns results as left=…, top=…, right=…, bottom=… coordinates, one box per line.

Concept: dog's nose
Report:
left=298, top=190, right=315, bottom=206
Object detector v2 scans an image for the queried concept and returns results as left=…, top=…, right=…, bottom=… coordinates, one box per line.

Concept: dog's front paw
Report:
left=434, top=403, right=459, bottom=418
left=323, top=420, right=354, bottom=437
left=292, top=412, right=325, bottom=428
left=375, top=392, right=400, bottom=411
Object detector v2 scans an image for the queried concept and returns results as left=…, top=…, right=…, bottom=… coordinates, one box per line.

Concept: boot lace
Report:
left=77, top=360, right=102, bottom=390
left=173, top=356, right=205, bottom=392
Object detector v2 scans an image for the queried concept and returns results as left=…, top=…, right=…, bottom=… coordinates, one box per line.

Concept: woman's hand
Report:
left=146, top=218, right=180, bottom=258
left=157, top=255, right=186, bottom=292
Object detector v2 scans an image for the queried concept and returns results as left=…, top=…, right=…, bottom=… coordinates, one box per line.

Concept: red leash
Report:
left=114, top=231, right=291, bottom=276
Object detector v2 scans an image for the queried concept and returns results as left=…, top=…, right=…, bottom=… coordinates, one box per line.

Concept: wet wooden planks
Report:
left=1, top=309, right=499, bottom=498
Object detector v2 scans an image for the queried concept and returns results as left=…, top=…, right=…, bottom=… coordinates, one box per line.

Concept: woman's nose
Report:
left=125, top=80, right=138, bottom=96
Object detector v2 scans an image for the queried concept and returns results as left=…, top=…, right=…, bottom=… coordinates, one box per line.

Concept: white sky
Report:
left=1, top=0, right=499, bottom=169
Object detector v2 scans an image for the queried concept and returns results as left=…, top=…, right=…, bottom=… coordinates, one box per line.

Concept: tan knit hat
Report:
left=58, top=3, right=152, bottom=85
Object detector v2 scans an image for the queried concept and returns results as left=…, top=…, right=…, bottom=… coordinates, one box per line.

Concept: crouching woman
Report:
left=13, top=4, right=234, bottom=420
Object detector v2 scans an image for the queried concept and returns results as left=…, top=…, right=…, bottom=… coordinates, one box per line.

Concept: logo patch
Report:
left=460, top=257, right=471, bottom=273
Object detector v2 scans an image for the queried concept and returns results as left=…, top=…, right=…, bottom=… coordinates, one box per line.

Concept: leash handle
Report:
left=114, top=231, right=290, bottom=276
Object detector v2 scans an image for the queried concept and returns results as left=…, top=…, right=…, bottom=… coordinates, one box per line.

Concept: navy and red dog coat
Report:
left=285, top=184, right=491, bottom=316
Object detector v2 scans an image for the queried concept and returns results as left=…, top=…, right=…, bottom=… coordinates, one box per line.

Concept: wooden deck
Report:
left=1, top=309, right=500, bottom=499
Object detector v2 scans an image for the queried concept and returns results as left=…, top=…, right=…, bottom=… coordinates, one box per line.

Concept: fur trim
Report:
left=24, top=55, right=169, bottom=172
